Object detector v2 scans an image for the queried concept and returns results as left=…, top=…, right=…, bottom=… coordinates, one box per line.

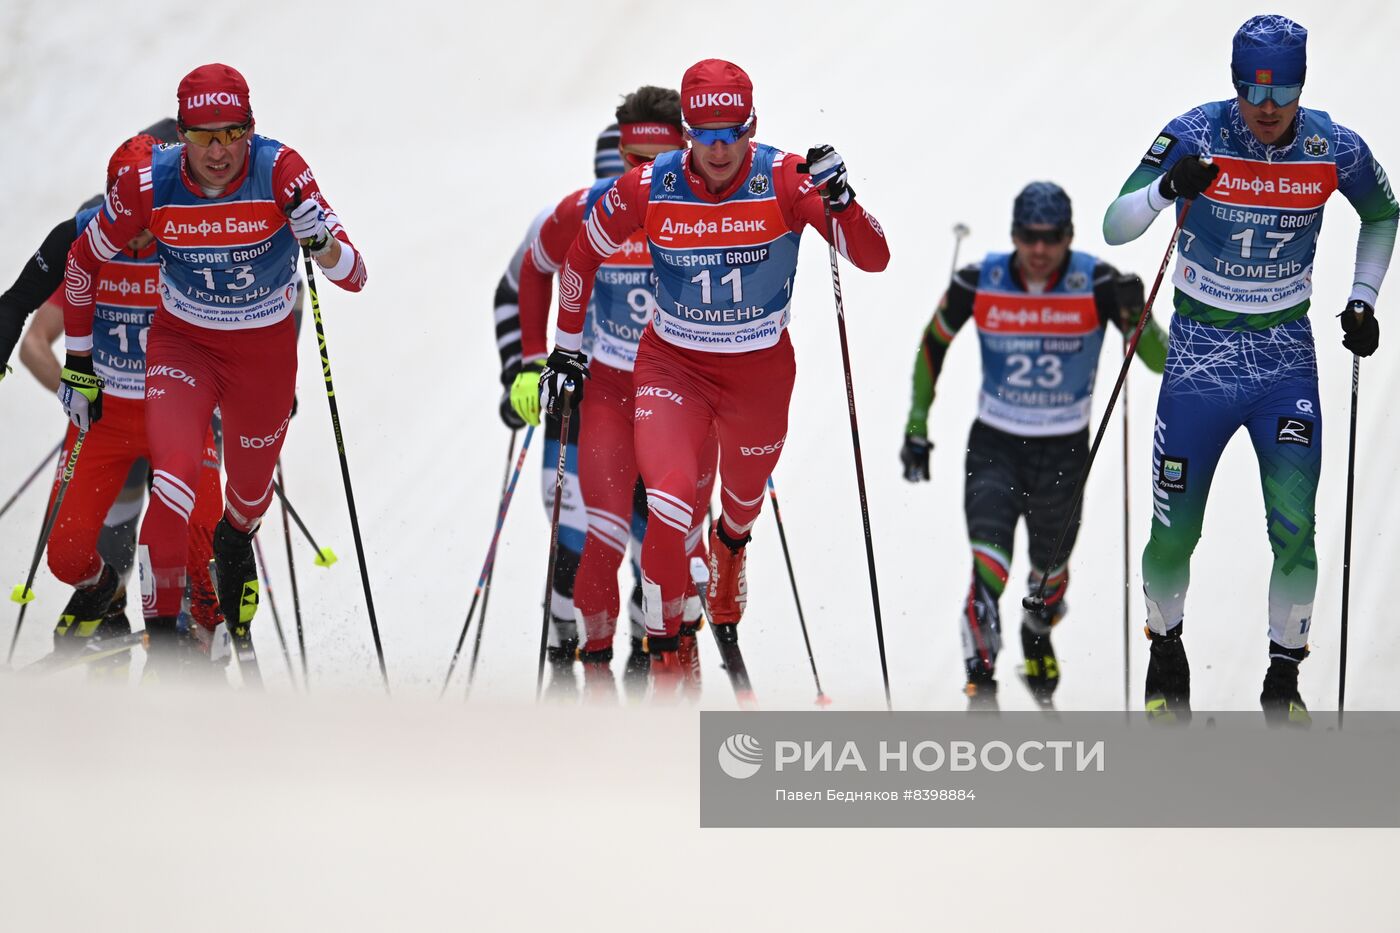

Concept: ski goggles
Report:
left=1234, top=80, right=1303, bottom=107
left=179, top=120, right=253, bottom=147
left=1012, top=224, right=1070, bottom=245
left=682, top=110, right=755, bottom=146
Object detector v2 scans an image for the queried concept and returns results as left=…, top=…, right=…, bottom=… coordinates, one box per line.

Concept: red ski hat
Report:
left=681, top=59, right=753, bottom=125
left=106, top=133, right=159, bottom=188
left=177, top=63, right=252, bottom=127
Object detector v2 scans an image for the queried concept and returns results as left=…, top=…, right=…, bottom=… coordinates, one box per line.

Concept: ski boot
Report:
left=578, top=645, right=617, bottom=702
left=183, top=617, right=232, bottom=687
left=140, top=616, right=188, bottom=685
left=544, top=635, right=579, bottom=701
left=623, top=635, right=651, bottom=701
left=706, top=523, right=749, bottom=624
left=211, top=518, right=259, bottom=636
left=1020, top=600, right=1064, bottom=709
left=85, top=590, right=135, bottom=683
left=649, top=637, right=686, bottom=702
left=52, top=564, right=121, bottom=655
left=677, top=588, right=705, bottom=699
left=965, top=668, right=999, bottom=713
left=1144, top=624, right=1191, bottom=724
left=1260, top=643, right=1311, bottom=728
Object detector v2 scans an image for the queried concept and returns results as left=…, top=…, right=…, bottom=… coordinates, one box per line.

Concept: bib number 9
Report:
left=626, top=287, right=657, bottom=324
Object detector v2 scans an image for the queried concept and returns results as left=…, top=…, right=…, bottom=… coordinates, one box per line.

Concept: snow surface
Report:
left=0, top=1, right=1395, bottom=929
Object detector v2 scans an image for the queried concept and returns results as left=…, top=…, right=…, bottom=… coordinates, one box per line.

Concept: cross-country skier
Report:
left=1103, top=15, right=1397, bottom=724
left=53, top=64, right=367, bottom=665
left=542, top=59, right=889, bottom=693
left=902, top=182, right=1166, bottom=709
left=3, top=127, right=225, bottom=677
left=490, top=123, right=652, bottom=697
left=514, top=86, right=716, bottom=699
left=14, top=136, right=225, bottom=674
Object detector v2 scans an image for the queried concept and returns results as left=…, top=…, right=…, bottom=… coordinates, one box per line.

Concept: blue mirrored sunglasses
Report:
left=682, top=112, right=755, bottom=146
left=1235, top=80, right=1302, bottom=107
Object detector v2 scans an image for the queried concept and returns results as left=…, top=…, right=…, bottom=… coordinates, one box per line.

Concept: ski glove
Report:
left=900, top=434, right=932, bottom=483
left=1340, top=300, right=1379, bottom=357
left=797, top=145, right=854, bottom=211
left=57, top=353, right=103, bottom=430
left=1157, top=156, right=1219, bottom=201
left=510, top=360, right=546, bottom=427
left=540, top=347, right=588, bottom=418
left=1115, top=272, right=1146, bottom=330
left=499, top=388, right=526, bottom=430
left=286, top=198, right=333, bottom=254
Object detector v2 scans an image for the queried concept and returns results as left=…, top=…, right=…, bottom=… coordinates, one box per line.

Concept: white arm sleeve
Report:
left=1103, top=180, right=1174, bottom=246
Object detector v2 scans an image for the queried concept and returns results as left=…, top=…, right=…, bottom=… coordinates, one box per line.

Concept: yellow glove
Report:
left=510, top=362, right=545, bottom=427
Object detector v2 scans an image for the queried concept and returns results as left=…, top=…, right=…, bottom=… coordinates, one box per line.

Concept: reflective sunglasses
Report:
left=1234, top=80, right=1303, bottom=107
left=682, top=112, right=755, bottom=146
left=622, top=148, right=659, bottom=168
left=1012, top=225, right=1070, bottom=245
left=179, top=120, right=253, bottom=147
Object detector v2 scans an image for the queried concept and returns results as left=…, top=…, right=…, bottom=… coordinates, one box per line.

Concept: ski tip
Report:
left=314, top=547, right=338, bottom=568
left=10, top=583, right=35, bottom=604
left=737, top=690, right=759, bottom=711
left=814, top=692, right=833, bottom=708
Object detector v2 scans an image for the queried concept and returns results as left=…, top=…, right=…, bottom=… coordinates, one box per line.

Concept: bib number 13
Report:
left=691, top=268, right=742, bottom=303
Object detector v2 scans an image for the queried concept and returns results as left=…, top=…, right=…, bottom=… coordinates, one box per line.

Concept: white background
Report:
left=0, top=1, right=1395, bottom=929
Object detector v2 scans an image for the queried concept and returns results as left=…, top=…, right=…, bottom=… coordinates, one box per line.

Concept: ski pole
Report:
left=439, top=426, right=531, bottom=697
left=1024, top=192, right=1199, bottom=618
left=293, top=189, right=389, bottom=693
left=948, top=223, right=970, bottom=282
left=765, top=476, right=829, bottom=705
left=252, top=534, right=298, bottom=690
left=8, top=432, right=87, bottom=663
left=822, top=204, right=892, bottom=711
left=1339, top=302, right=1365, bottom=724
left=0, top=440, right=62, bottom=525
left=465, top=428, right=523, bottom=693
left=1121, top=332, right=1132, bottom=713
left=536, top=393, right=574, bottom=700
left=275, top=462, right=308, bottom=685
left=271, top=480, right=337, bottom=567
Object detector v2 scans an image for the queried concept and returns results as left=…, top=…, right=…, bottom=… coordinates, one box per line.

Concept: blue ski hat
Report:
left=1013, top=182, right=1072, bottom=229
left=595, top=123, right=624, bottom=178
left=1232, top=15, right=1307, bottom=87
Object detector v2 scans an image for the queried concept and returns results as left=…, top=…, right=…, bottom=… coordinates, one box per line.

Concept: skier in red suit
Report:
left=541, top=59, right=889, bottom=692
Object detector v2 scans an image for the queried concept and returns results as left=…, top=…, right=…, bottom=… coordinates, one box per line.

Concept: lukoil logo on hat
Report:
left=718, top=733, right=764, bottom=779
left=681, top=59, right=753, bottom=125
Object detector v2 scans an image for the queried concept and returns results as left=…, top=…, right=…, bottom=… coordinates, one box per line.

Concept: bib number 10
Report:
left=690, top=268, right=743, bottom=303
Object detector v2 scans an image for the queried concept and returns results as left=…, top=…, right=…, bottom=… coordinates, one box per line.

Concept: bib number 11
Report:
left=691, top=268, right=743, bottom=303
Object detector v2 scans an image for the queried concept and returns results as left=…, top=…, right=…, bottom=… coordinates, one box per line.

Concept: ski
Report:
left=24, top=631, right=145, bottom=675
left=209, top=558, right=262, bottom=689
left=689, top=558, right=757, bottom=709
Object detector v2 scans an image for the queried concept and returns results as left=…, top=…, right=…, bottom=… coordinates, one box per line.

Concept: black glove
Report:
left=1157, top=157, right=1219, bottom=201
left=541, top=347, right=588, bottom=417
left=1114, top=273, right=1146, bottom=330
left=1340, top=300, right=1379, bottom=357
left=797, top=145, right=854, bottom=211
left=498, top=387, right=526, bottom=429
left=900, top=434, right=932, bottom=483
